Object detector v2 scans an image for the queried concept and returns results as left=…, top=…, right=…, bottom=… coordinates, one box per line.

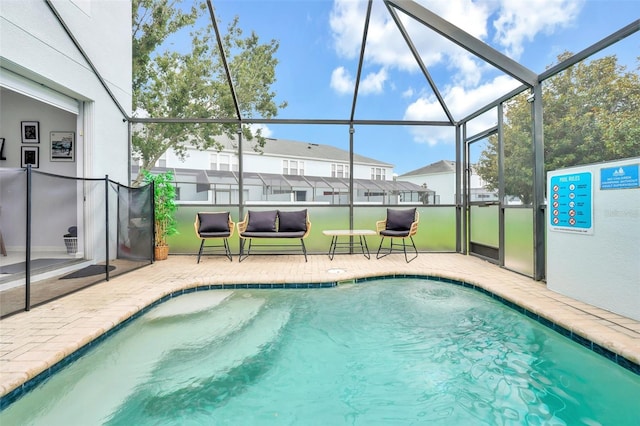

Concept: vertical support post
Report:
left=349, top=125, right=355, bottom=254
left=237, top=126, right=244, bottom=226
left=105, top=175, right=110, bottom=281
left=116, top=183, right=121, bottom=260
left=532, top=84, right=546, bottom=281
left=497, top=103, right=506, bottom=267
left=25, top=165, right=32, bottom=311
left=151, top=180, right=156, bottom=263
left=455, top=125, right=462, bottom=253
left=461, top=124, right=469, bottom=254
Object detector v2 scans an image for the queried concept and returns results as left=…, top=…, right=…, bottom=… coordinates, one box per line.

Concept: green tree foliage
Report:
left=132, top=0, right=287, bottom=185
left=476, top=52, right=640, bottom=204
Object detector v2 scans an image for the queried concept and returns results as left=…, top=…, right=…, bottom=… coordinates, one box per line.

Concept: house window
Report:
left=283, top=159, right=304, bottom=175
left=331, top=163, right=349, bottom=178
left=211, top=153, right=238, bottom=171
left=219, top=154, right=231, bottom=171
left=371, top=167, right=385, bottom=180
left=156, top=154, right=167, bottom=168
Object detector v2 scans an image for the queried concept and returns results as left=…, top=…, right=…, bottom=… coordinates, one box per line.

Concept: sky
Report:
left=169, top=0, right=639, bottom=175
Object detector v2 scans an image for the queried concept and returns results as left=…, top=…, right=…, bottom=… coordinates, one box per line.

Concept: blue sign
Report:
left=600, top=164, right=639, bottom=190
left=549, top=172, right=593, bottom=234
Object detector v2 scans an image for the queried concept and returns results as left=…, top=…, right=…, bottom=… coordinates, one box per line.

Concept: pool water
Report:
left=1, top=278, right=639, bottom=425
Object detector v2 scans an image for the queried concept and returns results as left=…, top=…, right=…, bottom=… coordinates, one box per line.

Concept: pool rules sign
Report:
left=549, top=172, right=593, bottom=234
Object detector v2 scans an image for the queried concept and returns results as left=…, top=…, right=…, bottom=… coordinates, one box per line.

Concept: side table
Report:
left=322, top=229, right=377, bottom=260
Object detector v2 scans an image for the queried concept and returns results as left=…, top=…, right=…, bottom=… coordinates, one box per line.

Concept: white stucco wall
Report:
left=170, top=146, right=393, bottom=180
left=401, top=172, right=456, bottom=204
left=1, top=0, right=132, bottom=182
left=1, top=0, right=132, bottom=261
left=547, top=157, right=640, bottom=321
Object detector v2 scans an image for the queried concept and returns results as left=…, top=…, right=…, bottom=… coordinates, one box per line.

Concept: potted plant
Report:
left=143, top=170, right=178, bottom=260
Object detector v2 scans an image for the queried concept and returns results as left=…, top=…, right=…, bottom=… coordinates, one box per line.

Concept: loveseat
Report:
left=237, top=209, right=311, bottom=262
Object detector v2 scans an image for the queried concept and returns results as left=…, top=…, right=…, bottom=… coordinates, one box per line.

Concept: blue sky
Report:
left=172, top=0, right=639, bottom=175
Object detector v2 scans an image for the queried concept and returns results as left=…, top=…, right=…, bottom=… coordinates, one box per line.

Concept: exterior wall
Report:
left=401, top=166, right=498, bottom=205
left=547, top=157, right=640, bottom=321
left=1, top=0, right=132, bottom=182
left=170, top=146, right=393, bottom=180
left=401, top=172, right=456, bottom=204
left=1, top=0, right=132, bottom=262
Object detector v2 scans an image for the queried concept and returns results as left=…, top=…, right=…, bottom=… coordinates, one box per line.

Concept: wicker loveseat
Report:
left=237, top=209, right=311, bottom=262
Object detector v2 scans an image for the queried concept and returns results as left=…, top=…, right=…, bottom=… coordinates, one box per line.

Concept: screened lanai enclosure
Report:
left=132, top=1, right=639, bottom=281
left=1, top=1, right=638, bottom=318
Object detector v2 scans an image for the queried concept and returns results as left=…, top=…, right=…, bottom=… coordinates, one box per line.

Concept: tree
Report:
left=476, top=52, right=640, bottom=204
left=132, top=0, right=287, bottom=186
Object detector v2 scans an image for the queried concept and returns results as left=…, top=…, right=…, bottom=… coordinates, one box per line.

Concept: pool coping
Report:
left=1, top=272, right=638, bottom=410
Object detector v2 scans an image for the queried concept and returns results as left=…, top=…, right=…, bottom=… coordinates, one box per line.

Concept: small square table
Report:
left=322, top=229, right=377, bottom=260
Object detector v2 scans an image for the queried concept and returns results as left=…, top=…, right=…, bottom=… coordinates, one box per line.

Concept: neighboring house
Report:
left=1, top=1, right=132, bottom=262
left=399, top=160, right=498, bottom=204
left=137, top=135, right=430, bottom=205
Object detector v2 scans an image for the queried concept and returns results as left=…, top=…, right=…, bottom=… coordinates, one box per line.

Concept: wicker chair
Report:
left=194, top=212, right=234, bottom=262
left=375, top=208, right=419, bottom=263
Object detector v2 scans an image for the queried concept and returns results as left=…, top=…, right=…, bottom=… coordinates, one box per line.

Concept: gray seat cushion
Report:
left=242, top=231, right=306, bottom=238
left=198, top=212, right=230, bottom=233
left=380, top=229, right=410, bottom=237
left=278, top=209, right=307, bottom=232
left=246, top=210, right=278, bottom=232
left=385, top=208, right=416, bottom=232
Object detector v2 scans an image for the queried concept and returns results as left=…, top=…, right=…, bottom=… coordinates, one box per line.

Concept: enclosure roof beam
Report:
left=386, top=0, right=537, bottom=87
left=45, top=0, right=129, bottom=119
left=539, top=19, right=640, bottom=81
left=130, top=117, right=453, bottom=126
left=206, top=0, right=242, bottom=121
left=350, top=0, right=374, bottom=123
left=384, top=1, right=455, bottom=124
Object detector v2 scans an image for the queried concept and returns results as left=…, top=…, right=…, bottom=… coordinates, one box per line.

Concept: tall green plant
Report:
left=143, top=170, right=178, bottom=247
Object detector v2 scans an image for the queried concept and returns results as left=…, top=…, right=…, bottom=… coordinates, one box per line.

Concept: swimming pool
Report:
left=1, top=278, right=639, bottom=424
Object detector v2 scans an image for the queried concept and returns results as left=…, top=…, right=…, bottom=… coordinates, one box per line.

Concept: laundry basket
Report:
left=64, top=236, right=78, bottom=254
left=63, top=226, right=78, bottom=254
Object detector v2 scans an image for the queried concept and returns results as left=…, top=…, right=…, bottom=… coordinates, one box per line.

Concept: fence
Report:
left=0, top=166, right=153, bottom=318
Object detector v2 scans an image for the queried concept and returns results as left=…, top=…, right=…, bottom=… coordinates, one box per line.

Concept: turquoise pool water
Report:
left=1, top=278, right=639, bottom=425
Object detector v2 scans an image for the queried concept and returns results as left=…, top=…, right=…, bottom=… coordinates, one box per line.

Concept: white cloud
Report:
left=360, top=68, right=388, bottom=94
left=249, top=123, right=273, bottom=138
left=330, top=66, right=354, bottom=94
left=404, top=75, right=520, bottom=145
left=329, top=0, right=584, bottom=83
left=402, top=87, right=414, bottom=98
left=493, top=0, right=584, bottom=58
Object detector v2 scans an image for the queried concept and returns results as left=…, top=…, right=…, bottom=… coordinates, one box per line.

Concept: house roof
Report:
left=132, top=165, right=431, bottom=193
left=399, top=160, right=456, bottom=177
left=213, top=135, right=393, bottom=167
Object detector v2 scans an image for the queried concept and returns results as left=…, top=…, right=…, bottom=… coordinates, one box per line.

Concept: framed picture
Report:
left=21, top=121, right=40, bottom=143
left=21, top=146, right=39, bottom=168
left=50, top=131, right=75, bottom=162
left=0, top=138, right=5, bottom=160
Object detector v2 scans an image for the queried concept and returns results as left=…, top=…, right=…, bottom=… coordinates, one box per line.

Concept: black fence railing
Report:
left=0, top=166, right=153, bottom=318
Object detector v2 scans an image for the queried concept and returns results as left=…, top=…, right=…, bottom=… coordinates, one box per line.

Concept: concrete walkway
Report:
left=1, top=253, right=639, bottom=399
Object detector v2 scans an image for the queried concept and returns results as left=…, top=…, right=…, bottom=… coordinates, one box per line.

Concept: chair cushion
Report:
left=246, top=210, right=278, bottom=232
left=242, top=231, right=306, bottom=238
left=199, top=230, right=231, bottom=238
left=198, top=212, right=230, bottom=233
left=380, top=229, right=410, bottom=237
left=385, top=208, right=416, bottom=231
left=278, top=210, right=307, bottom=233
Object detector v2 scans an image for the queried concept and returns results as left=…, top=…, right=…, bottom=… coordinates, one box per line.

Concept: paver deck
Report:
left=1, top=253, right=639, bottom=399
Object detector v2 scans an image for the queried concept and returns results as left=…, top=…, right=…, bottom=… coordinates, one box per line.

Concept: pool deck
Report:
left=1, top=253, right=639, bottom=399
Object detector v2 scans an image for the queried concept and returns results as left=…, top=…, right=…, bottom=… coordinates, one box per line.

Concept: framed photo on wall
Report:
left=21, top=121, right=40, bottom=143
left=50, top=131, right=75, bottom=162
left=21, top=146, right=39, bottom=168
